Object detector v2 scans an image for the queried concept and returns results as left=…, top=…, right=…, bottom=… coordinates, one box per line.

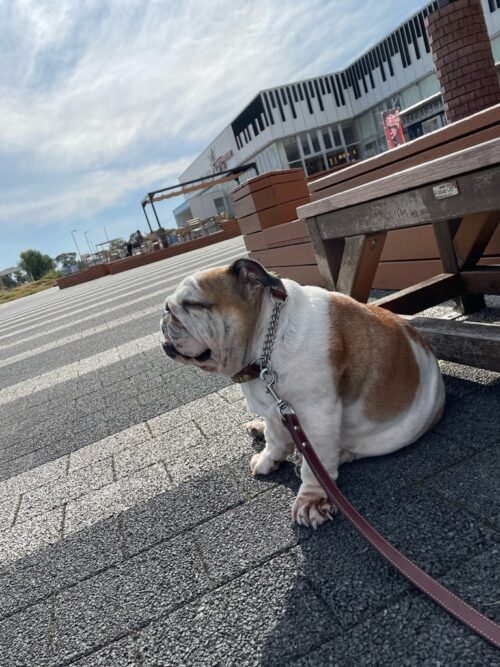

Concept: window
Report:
left=326, top=149, right=348, bottom=168
left=304, top=155, right=326, bottom=176
left=311, top=132, right=321, bottom=153
left=214, top=197, right=226, bottom=215
left=346, top=144, right=360, bottom=162
left=300, top=133, right=311, bottom=155
left=342, top=125, right=355, bottom=144
left=283, top=137, right=300, bottom=162
left=331, top=126, right=341, bottom=146
left=322, top=129, right=332, bottom=150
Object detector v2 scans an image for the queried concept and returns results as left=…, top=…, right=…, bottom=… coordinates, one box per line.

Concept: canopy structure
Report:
left=140, top=163, right=258, bottom=232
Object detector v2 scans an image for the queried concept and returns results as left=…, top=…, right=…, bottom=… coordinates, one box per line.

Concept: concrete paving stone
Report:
left=68, top=636, right=139, bottom=667
left=0, top=454, right=68, bottom=500
left=69, top=422, right=151, bottom=473
left=0, top=517, right=122, bottom=620
left=147, top=392, right=227, bottom=436
left=227, top=452, right=300, bottom=499
left=0, top=507, right=63, bottom=566
left=442, top=362, right=500, bottom=387
left=298, top=483, right=496, bottom=630
left=0, top=600, right=52, bottom=667
left=52, top=533, right=209, bottom=665
left=218, top=383, right=244, bottom=403
left=337, top=430, right=475, bottom=505
left=113, top=422, right=203, bottom=478
left=73, top=392, right=109, bottom=416
left=135, top=550, right=337, bottom=667
left=424, top=444, right=500, bottom=532
left=17, top=457, right=114, bottom=524
left=195, top=486, right=309, bottom=585
left=0, top=496, right=16, bottom=531
left=64, top=463, right=172, bottom=535
left=193, top=398, right=249, bottom=437
left=293, top=546, right=500, bottom=666
left=433, top=384, right=499, bottom=449
left=121, top=466, right=245, bottom=557
left=165, top=424, right=252, bottom=485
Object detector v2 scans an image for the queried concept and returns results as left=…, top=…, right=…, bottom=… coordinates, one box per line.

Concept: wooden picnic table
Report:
left=298, top=108, right=500, bottom=372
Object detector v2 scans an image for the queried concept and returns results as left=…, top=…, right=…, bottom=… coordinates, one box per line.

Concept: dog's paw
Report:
left=292, top=488, right=336, bottom=529
left=246, top=420, right=265, bottom=440
left=250, top=449, right=281, bottom=476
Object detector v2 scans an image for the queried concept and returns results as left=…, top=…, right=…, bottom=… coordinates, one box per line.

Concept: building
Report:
left=174, top=0, right=500, bottom=227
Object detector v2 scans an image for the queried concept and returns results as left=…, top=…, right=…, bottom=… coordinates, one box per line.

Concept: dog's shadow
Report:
left=254, top=372, right=500, bottom=665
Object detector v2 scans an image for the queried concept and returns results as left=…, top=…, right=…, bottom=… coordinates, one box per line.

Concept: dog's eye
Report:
left=181, top=300, right=211, bottom=310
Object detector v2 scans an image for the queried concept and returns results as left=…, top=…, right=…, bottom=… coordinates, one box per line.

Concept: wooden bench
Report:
left=299, top=108, right=500, bottom=371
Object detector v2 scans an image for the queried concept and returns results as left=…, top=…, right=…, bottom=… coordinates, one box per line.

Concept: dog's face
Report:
left=160, top=258, right=280, bottom=377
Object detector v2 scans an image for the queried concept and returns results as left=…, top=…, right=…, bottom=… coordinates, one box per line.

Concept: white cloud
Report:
left=0, top=157, right=191, bottom=227
left=0, top=0, right=426, bottom=242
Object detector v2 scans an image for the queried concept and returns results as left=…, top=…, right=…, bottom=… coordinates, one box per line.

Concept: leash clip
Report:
left=259, top=367, right=295, bottom=418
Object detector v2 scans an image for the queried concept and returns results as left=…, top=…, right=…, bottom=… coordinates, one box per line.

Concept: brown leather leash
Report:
left=241, top=279, right=500, bottom=650
left=282, top=410, right=500, bottom=650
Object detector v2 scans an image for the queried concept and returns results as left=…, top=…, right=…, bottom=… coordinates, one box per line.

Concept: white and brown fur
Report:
left=161, top=259, right=445, bottom=529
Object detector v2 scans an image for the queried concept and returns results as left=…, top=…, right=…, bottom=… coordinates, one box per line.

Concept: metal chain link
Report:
left=260, top=296, right=284, bottom=371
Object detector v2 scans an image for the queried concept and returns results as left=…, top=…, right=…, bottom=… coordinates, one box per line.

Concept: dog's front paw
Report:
left=250, top=449, right=281, bottom=476
left=292, top=487, right=336, bottom=529
left=246, top=420, right=265, bottom=441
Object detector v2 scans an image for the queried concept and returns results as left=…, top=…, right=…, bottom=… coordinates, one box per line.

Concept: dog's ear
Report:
left=229, top=258, right=280, bottom=300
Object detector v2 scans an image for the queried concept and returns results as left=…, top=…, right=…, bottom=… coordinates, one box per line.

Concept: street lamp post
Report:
left=84, top=231, right=94, bottom=264
left=71, top=230, right=85, bottom=268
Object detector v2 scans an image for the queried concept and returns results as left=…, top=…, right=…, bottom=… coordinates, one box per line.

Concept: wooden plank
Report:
left=371, top=274, right=461, bottom=314
left=243, top=231, right=266, bottom=252
left=379, top=226, right=440, bottom=261
left=263, top=219, right=310, bottom=247
left=231, top=169, right=305, bottom=202
left=373, top=259, right=444, bottom=290
left=269, top=264, right=326, bottom=287
left=310, top=125, right=500, bottom=201
left=308, top=103, right=500, bottom=194
left=233, top=181, right=309, bottom=218
left=336, top=233, right=387, bottom=302
left=454, top=212, right=500, bottom=268
left=461, top=268, right=500, bottom=295
left=410, top=318, right=500, bottom=372
left=299, top=137, right=500, bottom=219
left=432, top=218, right=483, bottom=314
left=311, top=165, right=500, bottom=240
left=236, top=198, right=308, bottom=234
left=249, top=243, right=317, bottom=267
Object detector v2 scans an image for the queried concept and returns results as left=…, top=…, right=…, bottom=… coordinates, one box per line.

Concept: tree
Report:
left=19, top=250, right=54, bottom=281
left=55, top=252, right=77, bottom=269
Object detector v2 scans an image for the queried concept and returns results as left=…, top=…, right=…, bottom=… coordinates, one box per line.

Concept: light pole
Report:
left=71, top=230, right=85, bottom=268
left=84, top=231, right=94, bottom=264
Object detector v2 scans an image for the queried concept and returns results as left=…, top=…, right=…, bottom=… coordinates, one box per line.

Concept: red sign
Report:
left=382, top=109, right=406, bottom=149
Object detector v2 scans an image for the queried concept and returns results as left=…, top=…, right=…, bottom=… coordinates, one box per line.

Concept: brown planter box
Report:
left=250, top=243, right=316, bottom=267
left=57, top=263, right=109, bottom=289
left=232, top=169, right=306, bottom=203
left=237, top=197, right=309, bottom=234
left=243, top=231, right=267, bottom=252
left=263, top=219, right=310, bottom=248
left=269, top=264, right=326, bottom=287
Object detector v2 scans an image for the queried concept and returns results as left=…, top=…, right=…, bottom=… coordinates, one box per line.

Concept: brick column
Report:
left=426, top=0, right=500, bottom=122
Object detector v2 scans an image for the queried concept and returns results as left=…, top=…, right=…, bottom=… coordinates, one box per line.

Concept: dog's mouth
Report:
left=161, top=340, right=212, bottom=363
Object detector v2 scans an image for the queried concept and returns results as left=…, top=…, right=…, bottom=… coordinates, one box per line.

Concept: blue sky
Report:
left=0, top=0, right=427, bottom=270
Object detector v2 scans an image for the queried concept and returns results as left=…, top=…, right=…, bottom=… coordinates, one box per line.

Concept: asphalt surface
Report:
left=0, top=235, right=499, bottom=666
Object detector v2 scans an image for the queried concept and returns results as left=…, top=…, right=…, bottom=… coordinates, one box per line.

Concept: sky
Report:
left=0, top=0, right=427, bottom=270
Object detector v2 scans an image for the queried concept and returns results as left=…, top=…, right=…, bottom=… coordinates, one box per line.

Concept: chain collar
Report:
left=231, top=283, right=286, bottom=384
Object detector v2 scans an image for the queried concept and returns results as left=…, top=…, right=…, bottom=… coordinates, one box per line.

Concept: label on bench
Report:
left=433, top=181, right=459, bottom=199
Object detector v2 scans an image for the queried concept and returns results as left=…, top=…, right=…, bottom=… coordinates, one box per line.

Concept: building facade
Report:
left=174, top=0, right=500, bottom=226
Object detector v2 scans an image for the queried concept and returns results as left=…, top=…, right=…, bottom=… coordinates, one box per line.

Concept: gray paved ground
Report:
left=0, top=236, right=499, bottom=666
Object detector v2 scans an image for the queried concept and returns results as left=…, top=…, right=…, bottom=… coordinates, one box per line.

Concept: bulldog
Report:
left=160, top=258, right=445, bottom=529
